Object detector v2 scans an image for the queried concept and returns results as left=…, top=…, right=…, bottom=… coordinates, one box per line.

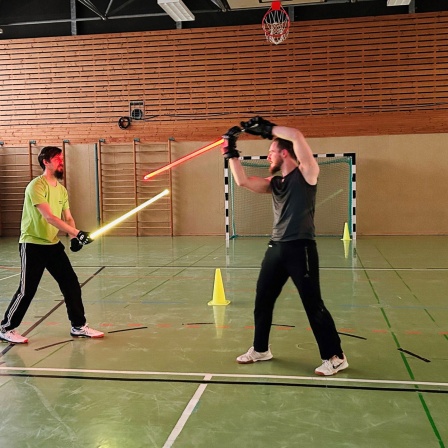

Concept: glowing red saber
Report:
left=143, top=138, right=224, bottom=181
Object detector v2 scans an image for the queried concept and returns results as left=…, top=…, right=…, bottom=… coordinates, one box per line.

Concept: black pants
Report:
left=1, top=242, right=86, bottom=332
left=253, top=239, right=343, bottom=360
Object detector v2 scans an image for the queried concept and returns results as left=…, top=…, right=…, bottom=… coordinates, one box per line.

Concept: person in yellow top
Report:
left=0, top=146, right=104, bottom=344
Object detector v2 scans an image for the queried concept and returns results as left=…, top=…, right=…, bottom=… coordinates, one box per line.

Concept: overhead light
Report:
left=387, top=0, right=411, bottom=6
left=157, top=0, right=195, bottom=22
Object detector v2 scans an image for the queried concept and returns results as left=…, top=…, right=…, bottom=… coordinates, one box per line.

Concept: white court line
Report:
left=0, top=366, right=447, bottom=388
left=216, top=267, right=448, bottom=272
left=162, top=374, right=211, bottom=448
left=0, top=273, right=20, bottom=282
left=74, top=266, right=448, bottom=271
left=320, top=267, right=448, bottom=271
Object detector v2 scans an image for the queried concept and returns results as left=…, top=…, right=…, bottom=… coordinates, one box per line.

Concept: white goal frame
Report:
left=224, top=153, right=356, bottom=241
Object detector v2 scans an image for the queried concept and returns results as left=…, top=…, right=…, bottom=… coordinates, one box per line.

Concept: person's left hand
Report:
left=70, top=238, right=83, bottom=252
left=240, top=116, right=276, bottom=140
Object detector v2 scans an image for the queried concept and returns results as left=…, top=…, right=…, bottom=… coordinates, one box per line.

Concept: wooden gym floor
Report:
left=0, top=235, right=447, bottom=447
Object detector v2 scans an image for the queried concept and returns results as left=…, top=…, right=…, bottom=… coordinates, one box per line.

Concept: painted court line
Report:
left=0, top=273, right=20, bottom=281
left=0, top=366, right=447, bottom=388
left=70, top=266, right=448, bottom=272
left=162, top=374, right=211, bottom=448
left=321, top=267, right=448, bottom=271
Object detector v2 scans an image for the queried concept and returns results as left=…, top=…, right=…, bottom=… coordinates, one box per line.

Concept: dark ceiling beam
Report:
left=77, top=0, right=107, bottom=20
left=105, top=0, right=115, bottom=16
left=0, top=9, right=221, bottom=28
left=71, top=0, right=77, bottom=35
left=208, top=0, right=228, bottom=12
left=0, top=12, right=167, bottom=27
left=109, top=0, right=139, bottom=17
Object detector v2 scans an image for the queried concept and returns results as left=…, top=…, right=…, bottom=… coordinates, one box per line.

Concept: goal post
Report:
left=224, top=153, right=356, bottom=241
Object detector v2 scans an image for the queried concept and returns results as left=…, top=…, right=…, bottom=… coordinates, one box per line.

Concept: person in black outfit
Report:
left=222, top=117, right=348, bottom=376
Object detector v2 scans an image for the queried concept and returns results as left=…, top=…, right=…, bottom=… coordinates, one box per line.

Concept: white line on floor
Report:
left=73, top=266, right=448, bottom=271
left=162, top=374, right=211, bottom=448
left=0, top=273, right=20, bottom=281
left=0, top=366, right=447, bottom=388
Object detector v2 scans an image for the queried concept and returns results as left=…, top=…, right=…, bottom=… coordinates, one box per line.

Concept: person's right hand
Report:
left=76, top=230, right=94, bottom=245
left=221, top=126, right=242, bottom=159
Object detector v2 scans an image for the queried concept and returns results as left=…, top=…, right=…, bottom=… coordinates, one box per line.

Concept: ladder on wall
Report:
left=97, top=140, right=172, bottom=236
left=0, top=143, right=41, bottom=237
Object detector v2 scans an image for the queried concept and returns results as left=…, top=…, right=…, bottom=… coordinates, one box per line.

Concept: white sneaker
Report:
left=236, top=346, right=273, bottom=364
left=70, top=324, right=104, bottom=338
left=315, top=354, right=348, bottom=376
left=0, top=329, right=29, bottom=344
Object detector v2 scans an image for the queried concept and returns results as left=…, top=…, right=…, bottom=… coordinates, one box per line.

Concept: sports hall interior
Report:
left=0, top=1, right=447, bottom=447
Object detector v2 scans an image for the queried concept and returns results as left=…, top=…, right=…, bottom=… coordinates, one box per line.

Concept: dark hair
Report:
left=273, top=138, right=296, bottom=161
left=38, top=146, right=62, bottom=170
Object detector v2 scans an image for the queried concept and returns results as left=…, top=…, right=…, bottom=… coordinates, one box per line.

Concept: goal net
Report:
left=224, top=153, right=356, bottom=240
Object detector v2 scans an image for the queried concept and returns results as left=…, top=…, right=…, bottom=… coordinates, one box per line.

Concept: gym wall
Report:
left=1, top=12, right=447, bottom=236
